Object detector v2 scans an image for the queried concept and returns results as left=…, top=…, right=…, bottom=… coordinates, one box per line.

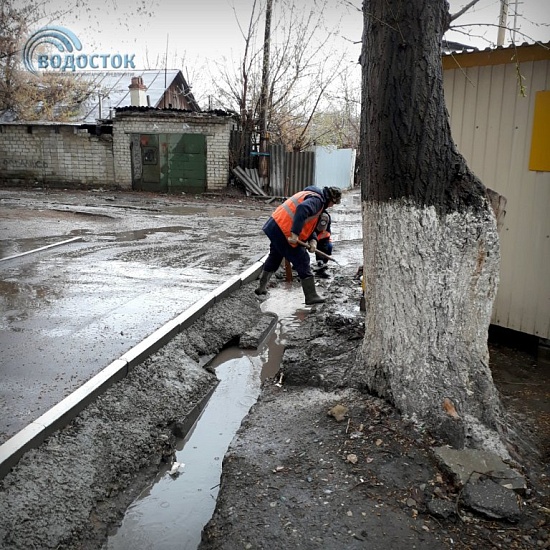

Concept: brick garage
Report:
left=113, top=109, right=234, bottom=192
left=0, top=109, right=234, bottom=192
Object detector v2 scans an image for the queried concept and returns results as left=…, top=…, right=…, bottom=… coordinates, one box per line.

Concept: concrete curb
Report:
left=0, top=256, right=266, bottom=480
left=0, top=237, right=83, bottom=262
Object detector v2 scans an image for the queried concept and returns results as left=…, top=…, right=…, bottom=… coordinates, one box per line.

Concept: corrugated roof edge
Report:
left=442, top=40, right=550, bottom=57
left=114, top=106, right=236, bottom=117
left=442, top=41, right=550, bottom=69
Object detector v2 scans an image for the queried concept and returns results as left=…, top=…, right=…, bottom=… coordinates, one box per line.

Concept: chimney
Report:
left=128, top=76, right=147, bottom=107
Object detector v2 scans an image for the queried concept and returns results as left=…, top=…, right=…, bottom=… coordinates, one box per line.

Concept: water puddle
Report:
left=105, top=352, right=261, bottom=550
left=0, top=236, right=83, bottom=261
left=105, top=285, right=303, bottom=549
left=166, top=205, right=266, bottom=219
left=102, top=226, right=193, bottom=243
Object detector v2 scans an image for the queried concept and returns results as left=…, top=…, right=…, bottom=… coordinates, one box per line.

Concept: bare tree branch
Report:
left=449, top=23, right=550, bottom=49
left=450, top=0, right=483, bottom=23
left=209, top=0, right=357, bottom=152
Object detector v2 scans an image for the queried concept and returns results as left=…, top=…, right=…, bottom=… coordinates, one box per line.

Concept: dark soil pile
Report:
left=200, top=271, right=550, bottom=550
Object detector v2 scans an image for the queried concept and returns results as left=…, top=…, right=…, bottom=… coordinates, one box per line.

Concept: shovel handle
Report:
left=295, top=239, right=339, bottom=264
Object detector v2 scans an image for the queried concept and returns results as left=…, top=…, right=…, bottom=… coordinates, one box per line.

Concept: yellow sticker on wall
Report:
left=529, top=90, right=550, bottom=172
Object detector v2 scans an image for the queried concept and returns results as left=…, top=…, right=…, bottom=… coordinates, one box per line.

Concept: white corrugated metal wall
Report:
left=443, top=53, right=550, bottom=340
left=308, top=146, right=356, bottom=190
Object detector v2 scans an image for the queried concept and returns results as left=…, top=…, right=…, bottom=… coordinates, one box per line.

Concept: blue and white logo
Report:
left=23, top=26, right=82, bottom=74
left=23, top=25, right=135, bottom=74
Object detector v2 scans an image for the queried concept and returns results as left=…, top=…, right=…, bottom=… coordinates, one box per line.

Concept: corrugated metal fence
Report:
left=268, top=145, right=356, bottom=196
left=236, top=144, right=355, bottom=197
left=269, top=144, right=315, bottom=196
left=269, top=144, right=285, bottom=195
left=269, top=145, right=315, bottom=197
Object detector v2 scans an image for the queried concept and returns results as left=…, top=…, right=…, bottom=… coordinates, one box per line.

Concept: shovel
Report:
left=295, top=239, right=341, bottom=265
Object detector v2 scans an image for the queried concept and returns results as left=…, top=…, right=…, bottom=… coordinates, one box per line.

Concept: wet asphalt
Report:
left=0, top=187, right=363, bottom=445
left=0, top=188, right=273, bottom=444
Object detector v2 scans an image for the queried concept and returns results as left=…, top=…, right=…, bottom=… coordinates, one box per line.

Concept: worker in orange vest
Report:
left=313, top=211, right=333, bottom=279
left=255, top=186, right=341, bottom=305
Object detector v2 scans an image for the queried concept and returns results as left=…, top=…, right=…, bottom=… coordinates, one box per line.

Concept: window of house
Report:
left=529, top=90, right=550, bottom=172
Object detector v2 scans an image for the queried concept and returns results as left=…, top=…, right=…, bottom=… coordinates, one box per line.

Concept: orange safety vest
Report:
left=317, top=229, right=331, bottom=241
left=316, top=211, right=331, bottom=241
left=271, top=190, right=324, bottom=246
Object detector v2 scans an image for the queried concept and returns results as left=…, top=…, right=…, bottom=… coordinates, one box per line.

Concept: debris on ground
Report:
left=0, top=189, right=548, bottom=550
left=200, top=269, right=550, bottom=550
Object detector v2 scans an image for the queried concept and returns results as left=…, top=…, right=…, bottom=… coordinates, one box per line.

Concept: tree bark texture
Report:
left=356, top=0, right=507, bottom=455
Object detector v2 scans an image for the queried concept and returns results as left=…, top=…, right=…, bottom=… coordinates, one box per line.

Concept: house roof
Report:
left=0, top=68, right=201, bottom=125
left=77, top=69, right=200, bottom=123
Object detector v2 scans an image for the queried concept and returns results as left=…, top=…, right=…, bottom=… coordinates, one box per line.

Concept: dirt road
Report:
left=0, top=187, right=270, bottom=442
left=0, top=187, right=548, bottom=549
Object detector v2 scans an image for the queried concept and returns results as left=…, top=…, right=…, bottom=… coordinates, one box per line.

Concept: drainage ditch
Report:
left=104, top=284, right=305, bottom=550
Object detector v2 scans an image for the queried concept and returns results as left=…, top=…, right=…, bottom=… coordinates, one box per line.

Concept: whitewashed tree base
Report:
left=356, top=198, right=509, bottom=458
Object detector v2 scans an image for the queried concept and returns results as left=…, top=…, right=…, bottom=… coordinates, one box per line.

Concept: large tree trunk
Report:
left=356, top=0, right=508, bottom=455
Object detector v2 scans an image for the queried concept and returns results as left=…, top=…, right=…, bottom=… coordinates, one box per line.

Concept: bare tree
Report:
left=309, top=69, right=361, bottom=149
left=350, top=0, right=510, bottom=456
left=0, top=2, right=35, bottom=116
left=0, top=0, right=156, bottom=122
left=0, top=2, right=94, bottom=120
left=446, top=0, right=550, bottom=48
left=210, top=0, right=353, bottom=156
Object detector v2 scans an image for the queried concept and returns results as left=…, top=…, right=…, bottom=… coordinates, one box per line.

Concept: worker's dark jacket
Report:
left=261, top=186, right=326, bottom=278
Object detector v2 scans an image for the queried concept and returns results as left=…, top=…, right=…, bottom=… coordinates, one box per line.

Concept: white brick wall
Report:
left=0, top=111, right=233, bottom=191
left=0, top=125, right=115, bottom=188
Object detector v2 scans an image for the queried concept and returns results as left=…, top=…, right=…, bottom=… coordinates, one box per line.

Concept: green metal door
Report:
left=160, top=134, right=206, bottom=194
left=139, top=134, right=161, bottom=191
left=138, top=133, right=206, bottom=193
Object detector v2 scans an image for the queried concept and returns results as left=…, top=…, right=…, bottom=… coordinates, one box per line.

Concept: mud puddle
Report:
left=105, top=284, right=306, bottom=550
left=165, top=205, right=266, bottom=218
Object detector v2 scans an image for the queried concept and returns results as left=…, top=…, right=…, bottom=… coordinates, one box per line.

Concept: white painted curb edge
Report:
left=0, top=256, right=266, bottom=480
left=0, top=237, right=83, bottom=262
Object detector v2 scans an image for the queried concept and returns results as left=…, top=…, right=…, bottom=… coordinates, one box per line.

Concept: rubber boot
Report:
left=301, top=276, right=325, bottom=305
left=314, top=264, right=330, bottom=279
left=254, top=271, right=273, bottom=295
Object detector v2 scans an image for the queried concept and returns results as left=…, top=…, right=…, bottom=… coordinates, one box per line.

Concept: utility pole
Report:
left=511, top=0, right=522, bottom=43
left=258, top=0, right=273, bottom=189
left=497, top=0, right=509, bottom=46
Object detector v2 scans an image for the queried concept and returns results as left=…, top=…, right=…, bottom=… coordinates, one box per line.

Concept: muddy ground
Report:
left=0, top=285, right=263, bottom=549
left=0, top=185, right=272, bottom=443
left=0, top=188, right=548, bottom=549
left=199, top=270, right=550, bottom=550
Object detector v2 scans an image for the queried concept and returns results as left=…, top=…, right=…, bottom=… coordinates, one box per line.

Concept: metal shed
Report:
left=443, top=42, right=550, bottom=341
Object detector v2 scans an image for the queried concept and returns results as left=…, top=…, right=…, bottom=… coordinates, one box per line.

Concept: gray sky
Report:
left=446, top=0, right=550, bottom=47
left=23, top=0, right=549, bottom=103
left=30, top=0, right=362, bottom=70
left=30, top=0, right=549, bottom=64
